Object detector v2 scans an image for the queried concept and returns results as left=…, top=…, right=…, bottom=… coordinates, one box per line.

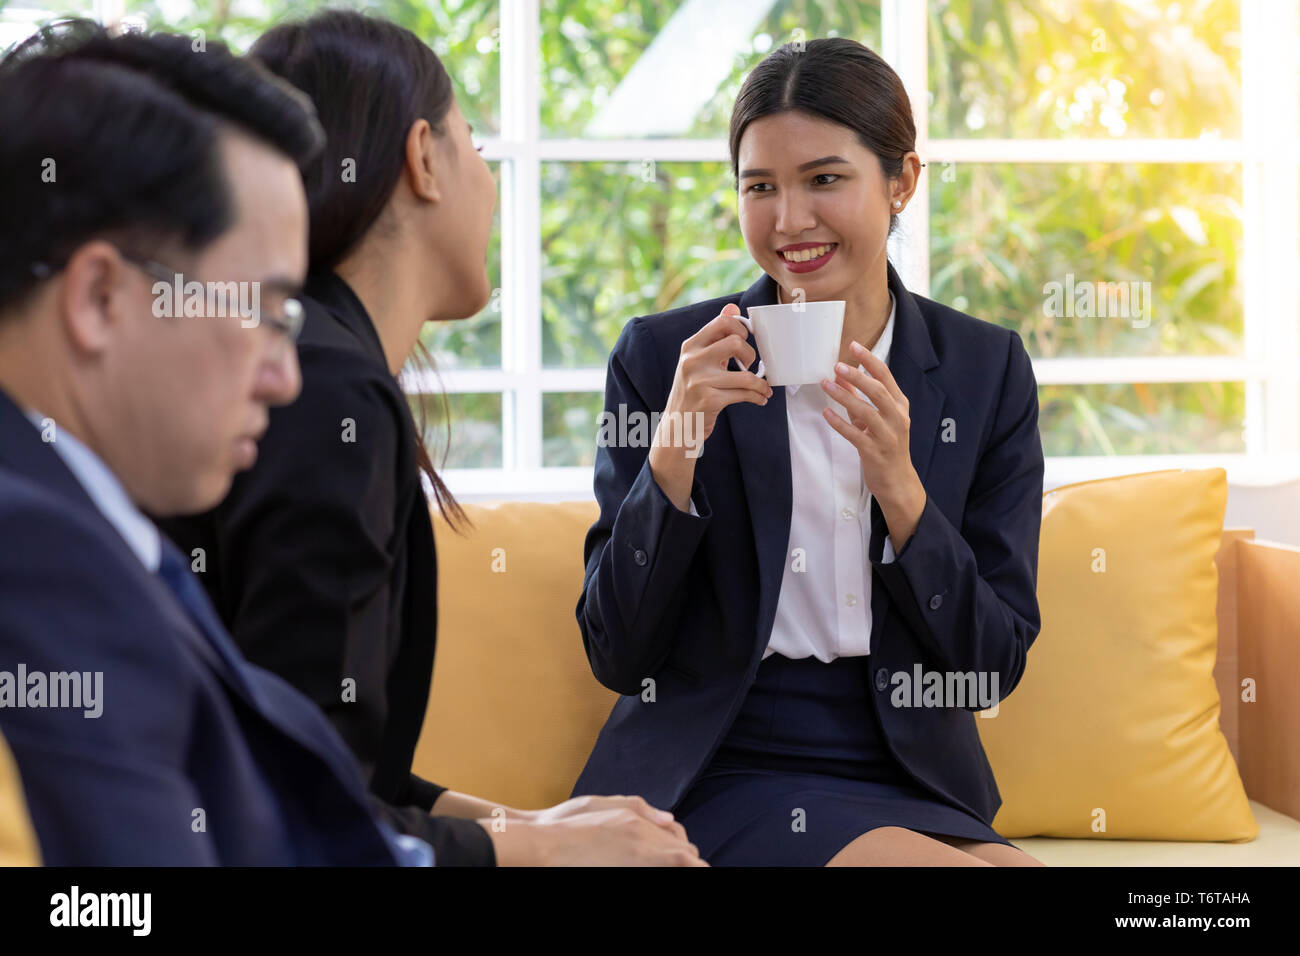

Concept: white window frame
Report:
left=74, top=0, right=1300, bottom=498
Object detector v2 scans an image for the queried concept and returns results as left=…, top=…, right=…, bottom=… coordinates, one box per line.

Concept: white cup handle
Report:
left=733, top=312, right=766, bottom=380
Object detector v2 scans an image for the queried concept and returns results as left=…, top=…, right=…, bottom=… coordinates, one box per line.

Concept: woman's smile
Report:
left=777, top=240, right=838, bottom=273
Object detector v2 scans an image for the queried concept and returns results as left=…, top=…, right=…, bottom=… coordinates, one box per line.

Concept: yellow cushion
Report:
left=414, top=500, right=613, bottom=810
left=0, top=729, right=40, bottom=866
left=1012, top=802, right=1297, bottom=865
left=976, top=468, right=1257, bottom=841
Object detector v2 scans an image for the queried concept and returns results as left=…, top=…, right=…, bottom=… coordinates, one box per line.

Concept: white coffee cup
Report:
left=738, top=299, right=846, bottom=387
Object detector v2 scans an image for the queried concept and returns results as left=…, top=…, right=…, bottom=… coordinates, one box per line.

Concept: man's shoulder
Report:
left=0, top=468, right=204, bottom=751
left=0, top=468, right=183, bottom=651
left=0, top=466, right=128, bottom=567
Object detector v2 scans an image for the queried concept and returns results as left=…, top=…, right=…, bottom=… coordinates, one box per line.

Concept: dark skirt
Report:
left=674, top=653, right=1012, bottom=866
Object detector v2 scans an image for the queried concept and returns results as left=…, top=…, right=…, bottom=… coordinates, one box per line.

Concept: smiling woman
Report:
left=731, top=40, right=922, bottom=363
left=572, top=36, right=1047, bottom=867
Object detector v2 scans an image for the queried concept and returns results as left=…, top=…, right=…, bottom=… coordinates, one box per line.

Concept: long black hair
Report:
left=729, top=37, right=918, bottom=236
left=251, top=9, right=468, bottom=531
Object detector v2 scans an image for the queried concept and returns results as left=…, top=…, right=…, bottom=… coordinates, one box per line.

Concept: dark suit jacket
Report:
left=0, top=388, right=401, bottom=865
left=158, top=270, right=495, bottom=866
left=572, top=263, right=1044, bottom=825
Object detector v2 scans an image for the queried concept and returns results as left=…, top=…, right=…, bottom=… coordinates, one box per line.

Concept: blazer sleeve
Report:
left=872, top=330, right=1044, bottom=704
left=407, top=772, right=444, bottom=811
left=207, top=347, right=493, bottom=863
left=576, top=316, right=715, bottom=695
left=367, top=795, right=495, bottom=867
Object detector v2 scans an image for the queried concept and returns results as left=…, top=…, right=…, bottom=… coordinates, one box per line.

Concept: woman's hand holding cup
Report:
left=649, top=303, right=773, bottom=511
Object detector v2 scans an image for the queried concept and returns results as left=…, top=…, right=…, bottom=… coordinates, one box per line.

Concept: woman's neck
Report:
left=334, top=238, right=428, bottom=377
left=842, top=277, right=892, bottom=359
left=778, top=263, right=892, bottom=364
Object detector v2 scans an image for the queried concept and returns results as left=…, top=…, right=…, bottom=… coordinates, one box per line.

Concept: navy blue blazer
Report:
left=0, top=388, right=401, bottom=865
left=572, top=262, right=1044, bottom=825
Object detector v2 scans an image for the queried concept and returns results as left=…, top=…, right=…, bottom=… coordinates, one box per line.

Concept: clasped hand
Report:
left=819, top=341, right=926, bottom=547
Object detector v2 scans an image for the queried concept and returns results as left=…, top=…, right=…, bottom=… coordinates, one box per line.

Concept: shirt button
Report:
left=845, top=593, right=857, bottom=607
left=634, top=549, right=648, bottom=567
left=874, top=667, right=889, bottom=692
left=929, top=594, right=943, bottom=610
left=841, top=507, right=855, bottom=520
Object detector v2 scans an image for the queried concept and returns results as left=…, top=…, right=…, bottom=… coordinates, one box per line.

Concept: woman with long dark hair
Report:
left=573, top=38, right=1046, bottom=866
left=159, top=9, right=703, bottom=867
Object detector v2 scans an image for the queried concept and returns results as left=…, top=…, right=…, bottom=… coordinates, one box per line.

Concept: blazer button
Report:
left=633, top=549, right=648, bottom=567
left=874, top=667, right=889, bottom=692
left=929, top=594, right=943, bottom=610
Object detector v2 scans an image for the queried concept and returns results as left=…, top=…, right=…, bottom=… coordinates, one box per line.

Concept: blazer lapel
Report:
left=728, top=273, right=793, bottom=657
left=868, top=262, right=947, bottom=563
left=0, top=387, right=376, bottom=807
left=0, top=388, right=268, bottom=711
left=304, top=269, right=388, bottom=365
left=725, top=266, right=948, bottom=645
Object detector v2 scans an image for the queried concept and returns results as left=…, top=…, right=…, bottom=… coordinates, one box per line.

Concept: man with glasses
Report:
left=0, top=20, right=427, bottom=864
left=104, top=251, right=306, bottom=346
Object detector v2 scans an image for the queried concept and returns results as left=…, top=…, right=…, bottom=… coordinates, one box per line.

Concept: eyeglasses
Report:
left=30, top=251, right=305, bottom=348
left=118, top=253, right=305, bottom=347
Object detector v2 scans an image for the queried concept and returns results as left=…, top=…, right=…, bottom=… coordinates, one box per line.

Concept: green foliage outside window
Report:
left=4, top=0, right=1254, bottom=465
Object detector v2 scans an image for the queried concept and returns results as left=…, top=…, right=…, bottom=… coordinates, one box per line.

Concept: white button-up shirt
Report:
left=764, top=294, right=897, bottom=662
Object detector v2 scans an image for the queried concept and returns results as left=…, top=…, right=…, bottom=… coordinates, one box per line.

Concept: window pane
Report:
left=542, top=391, right=603, bottom=466
left=1038, top=382, right=1245, bottom=455
left=541, top=160, right=755, bottom=368
left=410, top=391, right=502, bottom=469
left=540, top=0, right=881, bottom=139
left=425, top=0, right=500, bottom=136
left=930, top=162, right=1242, bottom=358
left=929, top=0, right=1241, bottom=139
left=118, top=0, right=500, bottom=134
left=421, top=161, right=502, bottom=369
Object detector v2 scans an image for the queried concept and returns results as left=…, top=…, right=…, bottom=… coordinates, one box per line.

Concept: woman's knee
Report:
left=826, top=826, right=995, bottom=866
left=922, top=832, right=1046, bottom=867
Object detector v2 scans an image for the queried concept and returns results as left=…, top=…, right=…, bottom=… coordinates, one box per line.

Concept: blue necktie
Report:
left=157, top=543, right=259, bottom=702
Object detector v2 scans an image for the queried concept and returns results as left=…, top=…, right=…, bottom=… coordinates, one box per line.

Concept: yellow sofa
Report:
left=415, top=500, right=1300, bottom=865
left=0, top=729, right=39, bottom=866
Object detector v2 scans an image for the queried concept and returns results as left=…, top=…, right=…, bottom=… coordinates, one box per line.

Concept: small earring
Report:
left=892, top=200, right=902, bottom=208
